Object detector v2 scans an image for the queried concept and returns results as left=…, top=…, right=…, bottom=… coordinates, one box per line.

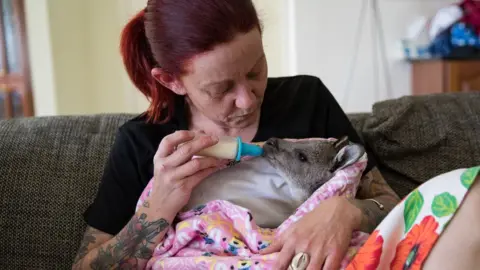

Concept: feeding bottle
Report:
left=196, top=136, right=264, bottom=161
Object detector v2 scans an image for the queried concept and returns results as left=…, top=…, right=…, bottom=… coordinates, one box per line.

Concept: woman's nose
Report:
left=235, top=87, right=256, bottom=109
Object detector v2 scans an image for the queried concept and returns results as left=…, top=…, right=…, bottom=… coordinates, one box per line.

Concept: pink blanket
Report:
left=136, top=156, right=369, bottom=270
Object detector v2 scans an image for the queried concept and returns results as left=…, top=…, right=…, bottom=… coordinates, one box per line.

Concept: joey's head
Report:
left=262, top=136, right=365, bottom=196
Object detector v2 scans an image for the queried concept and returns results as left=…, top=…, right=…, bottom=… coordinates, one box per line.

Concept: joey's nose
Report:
left=265, top=138, right=279, bottom=150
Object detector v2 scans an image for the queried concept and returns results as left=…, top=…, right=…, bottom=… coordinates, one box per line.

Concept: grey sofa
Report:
left=1, top=92, right=479, bottom=269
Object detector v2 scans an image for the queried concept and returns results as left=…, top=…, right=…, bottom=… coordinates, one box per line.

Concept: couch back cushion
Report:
left=362, top=92, right=480, bottom=198
left=0, top=114, right=132, bottom=269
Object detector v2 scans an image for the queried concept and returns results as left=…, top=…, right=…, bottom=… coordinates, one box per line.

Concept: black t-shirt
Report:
left=83, top=75, right=377, bottom=235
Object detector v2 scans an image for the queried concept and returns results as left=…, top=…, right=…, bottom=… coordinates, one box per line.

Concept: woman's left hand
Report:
left=260, top=196, right=362, bottom=270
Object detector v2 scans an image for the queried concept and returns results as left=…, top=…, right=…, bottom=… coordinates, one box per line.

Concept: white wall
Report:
left=24, top=0, right=57, bottom=116
left=253, top=0, right=292, bottom=77
left=25, top=0, right=96, bottom=116
left=87, top=0, right=133, bottom=114
left=47, top=0, right=91, bottom=115
left=24, top=0, right=140, bottom=116
left=293, top=0, right=456, bottom=112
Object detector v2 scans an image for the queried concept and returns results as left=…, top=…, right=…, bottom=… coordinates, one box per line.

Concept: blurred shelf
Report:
left=411, top=59, right=480, bottom=95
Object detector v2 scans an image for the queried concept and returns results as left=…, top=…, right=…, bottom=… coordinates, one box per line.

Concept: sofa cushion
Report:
left=362, top=92, right=480, bottom=198
left=346, top=113, right=370, bottom=143
left=0, top=114, right=132, bottom=269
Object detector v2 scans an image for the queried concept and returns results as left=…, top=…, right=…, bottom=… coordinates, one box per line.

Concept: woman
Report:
left=72, top=1, right=479, bottom=270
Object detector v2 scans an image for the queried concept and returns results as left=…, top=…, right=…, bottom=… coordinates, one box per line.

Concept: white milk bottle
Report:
left=196, top=136, right=264, bottom=161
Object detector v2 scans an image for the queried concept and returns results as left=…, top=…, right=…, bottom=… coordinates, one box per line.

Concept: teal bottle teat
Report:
left=235, top=137, right=264, bottom=161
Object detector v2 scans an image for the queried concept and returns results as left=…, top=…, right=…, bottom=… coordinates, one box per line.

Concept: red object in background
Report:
left=460, top=0, right=480, bottom=34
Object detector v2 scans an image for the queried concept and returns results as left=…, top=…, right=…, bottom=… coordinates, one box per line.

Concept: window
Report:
left=0, top=0, right=33, bottom=120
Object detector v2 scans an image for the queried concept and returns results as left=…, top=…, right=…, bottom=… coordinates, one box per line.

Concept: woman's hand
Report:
left=150, top=130, right=227, bottom=215
left=260, top=196, right=363, bottom=270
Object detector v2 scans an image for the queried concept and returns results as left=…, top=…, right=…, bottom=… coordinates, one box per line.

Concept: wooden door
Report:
left=0, top=0, right=33, bottom=120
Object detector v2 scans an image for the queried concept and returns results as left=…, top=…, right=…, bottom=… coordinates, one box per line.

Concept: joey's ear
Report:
left=331, top=144, right=365, bottom=173
left=333, top=136, right=349, bottom=151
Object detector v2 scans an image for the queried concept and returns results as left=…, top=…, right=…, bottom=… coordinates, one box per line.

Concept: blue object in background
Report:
left=428, top=22, right=480, bottom=58
left=402, top=40, right=431, bottom=59
left=450, top=22, right=480, bottom=48
left=428, top=28, right=453, bottom=57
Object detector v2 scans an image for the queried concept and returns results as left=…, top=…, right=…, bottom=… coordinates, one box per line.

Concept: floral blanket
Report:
left=136, top=155, right=370, bottom=270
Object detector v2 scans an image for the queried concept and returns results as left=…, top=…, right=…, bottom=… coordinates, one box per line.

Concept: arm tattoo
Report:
left=73, top=227, right=105, bottom=269
left=89, top=213, right=169, bottom=269
left=142, top=200, right=150, bottom=208
left=351, top=167, right=401, bottom=233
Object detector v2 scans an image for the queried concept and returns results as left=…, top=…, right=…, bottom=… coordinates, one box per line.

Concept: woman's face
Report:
left=169, top=29, right=268, bottom=129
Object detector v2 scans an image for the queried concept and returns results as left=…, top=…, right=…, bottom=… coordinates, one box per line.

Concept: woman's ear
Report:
left=151, top=67, right=187, bottom=95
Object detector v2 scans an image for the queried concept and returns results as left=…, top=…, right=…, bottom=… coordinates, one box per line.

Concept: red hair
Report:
left=120, top=0, right=261, bottom=123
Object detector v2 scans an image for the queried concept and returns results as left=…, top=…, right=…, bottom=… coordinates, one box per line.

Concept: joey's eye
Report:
left=297, top=152, right=308, bottom=162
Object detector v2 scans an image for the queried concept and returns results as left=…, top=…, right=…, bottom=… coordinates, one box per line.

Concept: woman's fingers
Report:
left=272, top=238, right=295, bottom=270
left=163, top=134, right=219, bottom=168
left=169, top=156, right=222, bottom=181
left=184, top=166, right=219, bottom=190
left=259, top=237, right=293, bottom=269
left=306, top=250, right=327, bottom=270
left=320, top=250, right=343, bottom=270
left=259, top=239, right=282, bottom=255
left=155, top=130, right=196, bottom=159
left=274, top=243, right=296, bottom=270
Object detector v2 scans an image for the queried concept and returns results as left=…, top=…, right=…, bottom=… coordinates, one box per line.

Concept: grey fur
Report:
left=185, top=136, right=365, bottom=227
left=262, top=136, right=365, bottom=201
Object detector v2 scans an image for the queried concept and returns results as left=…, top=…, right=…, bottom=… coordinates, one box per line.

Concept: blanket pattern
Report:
left=136, top=152, right=369, bottom=270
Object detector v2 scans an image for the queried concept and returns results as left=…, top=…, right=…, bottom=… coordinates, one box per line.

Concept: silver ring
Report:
left=288, top=252, right=310, bottom=270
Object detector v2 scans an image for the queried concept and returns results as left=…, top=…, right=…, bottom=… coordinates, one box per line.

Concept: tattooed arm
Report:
left=72, top=226, right=112, bottom=270
left=72, top=202, right=172, bottom=270
left=349, top=167, right=401, bottom=233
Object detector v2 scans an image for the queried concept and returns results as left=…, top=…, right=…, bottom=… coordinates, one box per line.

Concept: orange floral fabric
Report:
left=346, top=166, right=479, bottom=270
left=390, top=216, right=439, bottom=270
left=346, top=230, right=383, bottom=270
